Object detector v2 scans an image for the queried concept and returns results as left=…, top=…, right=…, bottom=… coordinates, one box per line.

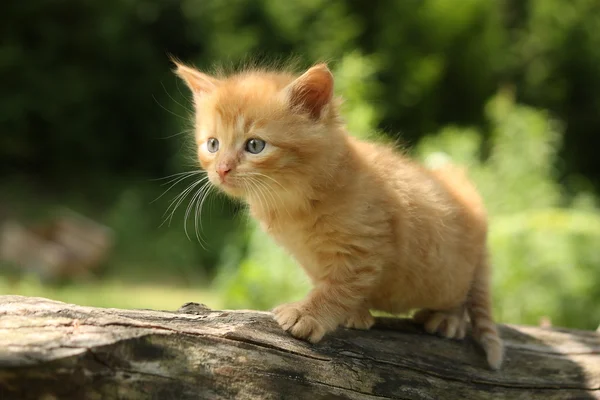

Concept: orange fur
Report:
left=175, top=61, right=504, bottom=370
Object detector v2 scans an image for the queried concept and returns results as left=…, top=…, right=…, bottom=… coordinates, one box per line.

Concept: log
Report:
left=0, top=295, right=598, bottom=400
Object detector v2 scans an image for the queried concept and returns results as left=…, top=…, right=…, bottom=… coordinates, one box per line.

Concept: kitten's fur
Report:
left=174, top=61, right=504, bottom=370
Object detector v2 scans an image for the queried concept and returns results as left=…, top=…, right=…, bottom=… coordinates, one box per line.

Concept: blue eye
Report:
left=207, top=138, right=219, bottom=153
left=245, top=138, right=266, bottom=154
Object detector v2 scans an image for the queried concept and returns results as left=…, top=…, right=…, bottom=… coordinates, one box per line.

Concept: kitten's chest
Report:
left=262, top=217, right=323, bottom=280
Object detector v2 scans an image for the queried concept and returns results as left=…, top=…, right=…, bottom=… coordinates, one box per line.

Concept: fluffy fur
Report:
left=174, top=61, right=504, bottom=370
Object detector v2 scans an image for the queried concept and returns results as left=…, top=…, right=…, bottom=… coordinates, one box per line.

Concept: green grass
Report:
left=0, top=275, right=222, bottom=311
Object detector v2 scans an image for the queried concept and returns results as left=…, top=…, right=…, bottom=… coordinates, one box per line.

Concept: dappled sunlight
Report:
left=0, top=276, right=222, bottom=311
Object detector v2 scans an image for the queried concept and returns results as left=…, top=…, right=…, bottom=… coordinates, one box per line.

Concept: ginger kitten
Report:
left=174, top=61, right=504, bottom=370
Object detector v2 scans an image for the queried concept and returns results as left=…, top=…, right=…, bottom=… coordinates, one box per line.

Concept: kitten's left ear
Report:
left=284, top=63, right=334, bottom=120
left=173, top=61, right=221, bottom=96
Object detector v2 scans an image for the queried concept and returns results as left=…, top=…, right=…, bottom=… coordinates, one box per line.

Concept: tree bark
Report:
left=0, top=295, right=598, bottom=400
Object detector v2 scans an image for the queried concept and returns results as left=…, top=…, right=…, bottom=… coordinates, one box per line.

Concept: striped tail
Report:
left=468, top=251, right=504, bottom=370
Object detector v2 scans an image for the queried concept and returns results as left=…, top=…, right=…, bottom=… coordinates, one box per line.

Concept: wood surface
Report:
left=0, top=295, right=598, bottom=399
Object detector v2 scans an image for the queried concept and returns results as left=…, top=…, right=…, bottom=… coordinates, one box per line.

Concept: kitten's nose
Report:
left=217, top=163, right=232, bottom=180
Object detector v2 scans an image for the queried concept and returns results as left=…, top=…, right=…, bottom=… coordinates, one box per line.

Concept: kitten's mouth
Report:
left=219, top=176, right=234, bottom=186
left=216, top=177, right=246, bottom=197
left=218, top=176, right=241, bottom=190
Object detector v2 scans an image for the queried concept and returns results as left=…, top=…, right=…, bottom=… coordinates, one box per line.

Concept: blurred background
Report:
left=1, top=0, right=599, bottom=330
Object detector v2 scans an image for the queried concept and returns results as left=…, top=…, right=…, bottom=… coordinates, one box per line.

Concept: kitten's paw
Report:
left=272, top=303, right=326, bottom=343
left=344, top=309, right=375, bottom=330
left=414, top=307, right=468, bottom=340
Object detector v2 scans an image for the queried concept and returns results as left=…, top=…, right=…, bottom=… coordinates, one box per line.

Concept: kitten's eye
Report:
left=207, top=138, right=219, bottom=153
left=245, top=138, right=266, bottom=154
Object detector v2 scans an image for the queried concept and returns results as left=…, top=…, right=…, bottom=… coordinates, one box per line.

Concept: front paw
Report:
left=272, top=302, right=326, bottom=343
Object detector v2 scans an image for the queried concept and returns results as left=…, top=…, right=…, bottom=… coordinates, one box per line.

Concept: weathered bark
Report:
left=0, top=295, right=598, bottom=400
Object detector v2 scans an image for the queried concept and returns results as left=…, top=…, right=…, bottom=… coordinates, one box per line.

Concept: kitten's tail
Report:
left=468, top=252, right=504, bottom=370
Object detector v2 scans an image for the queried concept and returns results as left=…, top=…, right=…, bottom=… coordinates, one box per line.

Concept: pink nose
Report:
left=217, top=163, right=232, bottom=180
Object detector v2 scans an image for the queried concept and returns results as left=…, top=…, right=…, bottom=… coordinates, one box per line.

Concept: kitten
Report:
left=174, top=60, right=504, bottom=370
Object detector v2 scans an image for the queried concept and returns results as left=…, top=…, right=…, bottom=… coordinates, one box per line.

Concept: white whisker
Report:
left=246, top=174, right=292, bottom=219
left=248, top=176, right=276, bottom=214
left=247, top=172, right=287, bottom=191
left=160, top=177, right=207, bottom=227
left=242, top=178, right=265, bottom=217
left=161, top=81, right=194, bottom=114
left=152, top=94, right=189, bottom=121
left=159, top=128, right=195, bottom=140
left=151, top=171, right=206, bottom=204
left=151, top=170, right=201, bottom=182
left=195, top=183, right=215, bottom=246
left=184, top=181, right=210, bottom=242
left=193, top=181, right=213, bottom=245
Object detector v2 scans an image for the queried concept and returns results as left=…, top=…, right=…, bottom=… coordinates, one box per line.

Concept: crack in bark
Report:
left=88, top=347, right=180, bottom=383
left=205, top=332, right=600, bottom=392
left=17, top=332, right=600, bottom=394
left=221, top=332, right=331, bottom=361
left=241, top=369, right=404, bottom=399
left=2, top=296, right=599, bottom=399
left=5, top=322, right=600, bottom=392
left=343, top=352, right=600, bottom=391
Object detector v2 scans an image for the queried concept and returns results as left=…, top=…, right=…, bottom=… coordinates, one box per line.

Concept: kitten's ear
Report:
left=285, top=63, right=334, bottom=120
left=173, top=62, right=220, bottom=96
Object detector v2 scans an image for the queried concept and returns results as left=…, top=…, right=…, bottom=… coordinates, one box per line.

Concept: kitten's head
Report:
left=174, top=61, right=345, bottom=209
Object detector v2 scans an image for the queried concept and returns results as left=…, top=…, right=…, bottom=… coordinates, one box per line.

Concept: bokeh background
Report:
left=2, top=0, right=599, bottom=330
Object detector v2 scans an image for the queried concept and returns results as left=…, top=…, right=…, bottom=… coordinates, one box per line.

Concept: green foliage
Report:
left=3, top=0, right=600, bottom=328
left=417, top=92, right=600, bottom=329
left=334, top=52, right=383, bottom=139
left=216, top=219, right=309, bottom=310
left=100, top=183, right=246, bottom=281
left=3, top=0, right=600, bottom=184
left=0, top=179, right=239, bottom=283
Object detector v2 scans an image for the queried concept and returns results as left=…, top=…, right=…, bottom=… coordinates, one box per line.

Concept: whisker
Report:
left=161, top=81, right=194, bottom=114
left=194, top=184, right=206, bottom=246
left=184, top=181, right=209, bottom=241
left=159, top=188, right=196, bottom=228
left=247, top=176, right=274, bottom=218
left=160, top=178, right=207, bottom=227
left=246, top=176, right=271, bottom=211
left=151, top=170, right=203, bottom=182
left=153, top=173, right=207, bottom=204
left=246, top=172, right=287, bottom=191
left=158, top=128, right=195, bottom=140
left=162, top=180, right=201, bottom=216
left=152, top=94, right=190, bottom=121
left=183, top=194, right=199, bottom=241
left=159, top=171, right=206, bottom=188
left=175, top=79, right=190, bottom=103
left=242, top=179, right=264, bottom=218
left=196, top=183, right=215, bottom=245
left=248, top=175, right=291, bottom=219
left=193, top=181, right=213, bottom=245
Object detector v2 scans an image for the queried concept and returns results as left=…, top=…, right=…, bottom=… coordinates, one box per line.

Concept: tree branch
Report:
left=0, top=295, right=598, bottom=399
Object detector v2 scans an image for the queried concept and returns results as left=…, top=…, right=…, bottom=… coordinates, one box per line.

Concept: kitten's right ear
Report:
left=172, top=61, right=220, bottom=96
left=284, top=63, right=334, bottom=120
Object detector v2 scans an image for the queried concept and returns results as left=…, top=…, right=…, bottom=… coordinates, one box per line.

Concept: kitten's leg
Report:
left=413, top=305, right=468, bottom=340
left=273, top=263, right=379, bottom=343
left=343, top=307, right=375, bottom=330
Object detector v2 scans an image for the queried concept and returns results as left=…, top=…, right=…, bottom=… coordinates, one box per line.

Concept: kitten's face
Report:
left=175, top=63, right=338, bottom=205
left=193, top=76, right=294, bottom=198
